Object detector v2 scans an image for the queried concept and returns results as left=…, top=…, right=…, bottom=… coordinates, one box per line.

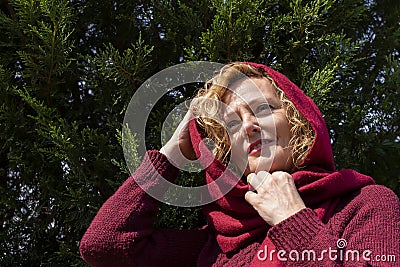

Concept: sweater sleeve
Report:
left=79, top=150, right=208, bottom=267
left=267, top=185, right=400, bottom=266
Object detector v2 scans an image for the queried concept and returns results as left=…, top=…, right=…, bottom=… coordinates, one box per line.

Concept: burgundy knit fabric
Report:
left=80, top=63, right=400, bottom=266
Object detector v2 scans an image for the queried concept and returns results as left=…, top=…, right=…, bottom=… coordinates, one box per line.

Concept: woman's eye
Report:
left=256, top=104, right=273, bottom=113
left=226, top=120, right=240, bottom=130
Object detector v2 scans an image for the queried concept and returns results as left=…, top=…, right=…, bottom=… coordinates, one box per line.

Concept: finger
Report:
left=246, top=173, right=256, bottom=191
left=254, top=171, right=270, bottom=192
left=247, top=171, right=270, bottom=191
left=176, top=112, right=192, bottom=134
left=181, top=109, right=193, bottom=123
left=271, top=171, right=295, bottom=187
left=247, top=173, right=258, bottom=192
left=244, top=190, right=257, bottom=205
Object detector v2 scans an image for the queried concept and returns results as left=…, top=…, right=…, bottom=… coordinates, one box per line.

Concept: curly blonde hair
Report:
left=192, top=63, right=314, bottom=170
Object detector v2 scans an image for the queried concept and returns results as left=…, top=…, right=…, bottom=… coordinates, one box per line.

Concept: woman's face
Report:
left=222, top=77, right=293, bottom=177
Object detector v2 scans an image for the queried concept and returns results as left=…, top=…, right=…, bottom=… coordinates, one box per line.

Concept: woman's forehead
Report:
left=222, top=77, right=278, bottom=105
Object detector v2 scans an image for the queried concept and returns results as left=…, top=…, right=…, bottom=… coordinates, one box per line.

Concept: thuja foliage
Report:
left=0, top=0, right=398, bottom=265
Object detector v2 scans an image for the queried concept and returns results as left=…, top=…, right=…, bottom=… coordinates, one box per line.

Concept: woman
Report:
left=80, top=62, right=400, bottom=266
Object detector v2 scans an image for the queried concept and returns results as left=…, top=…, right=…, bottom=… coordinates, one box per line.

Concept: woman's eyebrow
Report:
left=223, top=97, right=274, bottom=119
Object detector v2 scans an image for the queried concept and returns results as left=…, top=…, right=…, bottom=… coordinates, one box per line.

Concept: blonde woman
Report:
left=80, top=62, right=399, bottom=266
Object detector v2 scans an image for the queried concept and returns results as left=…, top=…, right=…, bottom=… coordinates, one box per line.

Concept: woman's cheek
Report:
left=229, top=135, right=248, bottom=172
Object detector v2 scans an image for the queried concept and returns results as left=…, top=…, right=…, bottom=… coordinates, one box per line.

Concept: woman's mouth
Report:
left=247, top=139, right=271, bottom=156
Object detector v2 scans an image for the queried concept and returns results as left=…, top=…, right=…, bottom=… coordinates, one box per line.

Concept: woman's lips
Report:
left=247, top=139, right=271, bottom=156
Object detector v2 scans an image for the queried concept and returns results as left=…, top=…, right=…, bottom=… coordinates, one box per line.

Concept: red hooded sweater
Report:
left=80, top=63, right=400, bottom=266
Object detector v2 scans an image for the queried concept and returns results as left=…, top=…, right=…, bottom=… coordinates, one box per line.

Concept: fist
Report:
left=244, top=171, right=306, bottom=226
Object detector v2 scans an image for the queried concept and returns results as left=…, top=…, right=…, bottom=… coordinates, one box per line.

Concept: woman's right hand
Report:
left=159, top=110, right=196, bottom=167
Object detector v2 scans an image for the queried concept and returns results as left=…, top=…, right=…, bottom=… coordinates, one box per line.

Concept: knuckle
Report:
left=269, top=172, right=294, bottom=187
left=245, top=192, right=255, bottom=203
left=270, top=173, right=280, bottom=182
left=247, top=173, right=256, bottom=183
left=272, top=171, right=291, bottom=180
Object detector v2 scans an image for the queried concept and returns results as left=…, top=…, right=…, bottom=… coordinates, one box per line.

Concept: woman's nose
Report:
left=243, top=115, right=260, bottom=135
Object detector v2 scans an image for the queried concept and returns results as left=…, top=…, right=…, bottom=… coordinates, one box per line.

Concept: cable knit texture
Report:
left=80, top=63, right=400, bottom=266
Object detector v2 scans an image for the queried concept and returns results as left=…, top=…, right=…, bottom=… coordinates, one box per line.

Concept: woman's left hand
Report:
left=244, top=171, right=306, bottom=226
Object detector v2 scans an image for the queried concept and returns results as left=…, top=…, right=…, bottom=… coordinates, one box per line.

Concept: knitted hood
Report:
left=189, top=62, right=335, bottom=192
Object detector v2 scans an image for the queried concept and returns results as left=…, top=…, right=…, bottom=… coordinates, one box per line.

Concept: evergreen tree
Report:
left=0, top=0, right=398, bottom=265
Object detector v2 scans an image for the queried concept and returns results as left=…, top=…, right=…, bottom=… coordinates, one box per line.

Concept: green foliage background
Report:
left=0, top=0, right=399, bottom=265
